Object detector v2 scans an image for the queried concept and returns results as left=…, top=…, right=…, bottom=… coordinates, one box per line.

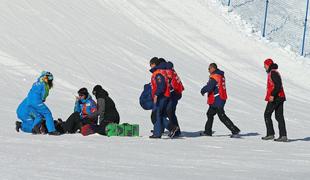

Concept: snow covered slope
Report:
left=219, top=0, right=310, bottom=57
left=0, top=0, right=309, bottom=179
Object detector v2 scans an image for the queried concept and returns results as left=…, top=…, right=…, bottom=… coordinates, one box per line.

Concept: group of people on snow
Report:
left=16, top=73, right=119, bottom=136
left=16, top=57, right=288, bottom=142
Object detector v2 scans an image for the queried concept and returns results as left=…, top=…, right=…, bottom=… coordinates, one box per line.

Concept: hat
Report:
left=40, top=71, right=53, bottom=81
left=149, top=57, right=160, bottom=66
left=78, top=87, right=89, bottom=97
left=264, top=58, right=274, bottom=66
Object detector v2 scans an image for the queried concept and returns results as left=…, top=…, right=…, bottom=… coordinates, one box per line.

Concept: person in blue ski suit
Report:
left=16, top=71, right=59, bottom=135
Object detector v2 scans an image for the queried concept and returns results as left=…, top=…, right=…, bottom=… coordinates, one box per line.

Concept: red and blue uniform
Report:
left=201, top=69, right=227, bottom=108
left=150, top=63, right=170, bottom=137
left=74, top=95, right=97, bottom=123
left=165, top=61, right=183, bottom=135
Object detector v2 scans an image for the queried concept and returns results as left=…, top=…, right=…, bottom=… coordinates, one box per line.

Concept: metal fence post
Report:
left=301, top=0, right=310, bottom=56
left=262, top=0, right=269, bottom=37
left=228, top=0, right=231, bottom=6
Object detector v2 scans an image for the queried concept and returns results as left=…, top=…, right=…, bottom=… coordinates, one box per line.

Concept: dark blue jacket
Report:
left=150, top=63, right=167, bottom=98
left=139, top=83, right=153, bottom=110
left=201, top=69, right=226, bottom=108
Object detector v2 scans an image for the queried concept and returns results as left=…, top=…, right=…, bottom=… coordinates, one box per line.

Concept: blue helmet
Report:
left=40, top=71, right=53, bottom=81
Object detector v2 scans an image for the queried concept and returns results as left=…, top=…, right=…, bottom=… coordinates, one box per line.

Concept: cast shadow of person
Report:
left=288, top=137, right=310, bottom=142
left=179, top=131, right=260, bottom=138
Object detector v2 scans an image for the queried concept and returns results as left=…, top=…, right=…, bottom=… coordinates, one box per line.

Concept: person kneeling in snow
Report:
left=61, top=88, right=97, bottom=135
left=16, top=71, right=60, bottom=135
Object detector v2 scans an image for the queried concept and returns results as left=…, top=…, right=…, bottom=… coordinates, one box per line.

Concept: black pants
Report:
left=205, top=106, right=240, bottom=135
left=166, top=97, right=180, bottom=130
left=264, top=101, right=287, bottom=137
left=62, top=112, right=82, bottom=133
left=92, top=121, right=114, bottom=135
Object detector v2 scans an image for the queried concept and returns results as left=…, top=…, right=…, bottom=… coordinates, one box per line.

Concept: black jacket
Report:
left=267, top=63, right=286, bottom=102
left=90, top=86, right=120, bottom=124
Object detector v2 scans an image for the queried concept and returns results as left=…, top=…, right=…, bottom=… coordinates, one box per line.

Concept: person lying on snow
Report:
left=15, top=71, right=60, bottom=135
left=28, top=118, right=65, bottom=134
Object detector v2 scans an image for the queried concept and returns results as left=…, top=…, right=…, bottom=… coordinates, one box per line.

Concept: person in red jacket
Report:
left=149, top=57, right=172, bottom=138
left=262, top=58, right=288, bottom=142
left=201, top=63, right=240, bottom=137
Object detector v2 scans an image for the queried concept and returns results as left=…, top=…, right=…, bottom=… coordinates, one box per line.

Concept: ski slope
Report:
left=0, top=0, right=310, bottom=179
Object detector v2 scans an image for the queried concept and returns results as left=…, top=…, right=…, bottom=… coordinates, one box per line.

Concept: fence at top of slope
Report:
left=220, top=0, right=310, bottom=57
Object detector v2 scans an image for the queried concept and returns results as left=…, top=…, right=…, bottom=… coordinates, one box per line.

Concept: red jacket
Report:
left=151, top=69, right=170, bottom=99
left=166, top=69, right=184, bottom=94
left=265, top=69, right=285, bottom=101
left=207, top=73, right=227, bottom=105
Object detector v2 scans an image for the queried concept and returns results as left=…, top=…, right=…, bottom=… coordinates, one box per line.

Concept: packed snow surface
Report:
left=0, top=0, right=309, bottom=179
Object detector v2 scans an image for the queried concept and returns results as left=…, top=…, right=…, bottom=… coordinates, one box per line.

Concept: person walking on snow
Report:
left=149, top=57, right=178, bottom=138
left=163, top=59, right=184, bottom=137
left=16, top=71, right=60, bottom=135
left=262, top=58, right=288, bottom=142
left=200, top=63, right=240, bottom=137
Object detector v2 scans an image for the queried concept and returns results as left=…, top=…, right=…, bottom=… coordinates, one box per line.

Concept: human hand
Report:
left=269, top=96, right=274, bottom=102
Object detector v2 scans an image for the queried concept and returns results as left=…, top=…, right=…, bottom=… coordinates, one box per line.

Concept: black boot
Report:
left=48, top=131, right=61, bottom=136
left=168, top=126, right=180, bottom=138
left=32, top=124, right=41, bottom=134
left=261, top=135, right=275, bottom=140
left=15, top=121, right=22, bottom=132
left=149, top=134, right=161, bottom=139
left=274, top=136, right=288, bottom=142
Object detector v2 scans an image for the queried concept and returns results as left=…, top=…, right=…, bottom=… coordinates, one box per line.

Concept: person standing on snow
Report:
left=163, top=59, right=184, bottom=138
left=200, top=63, right=240, bottom=137
left=262, top=58, right=288, bottom=142
left=16, top=71, right=60, bottom=135
left=148, top=57, right=178, bottom=138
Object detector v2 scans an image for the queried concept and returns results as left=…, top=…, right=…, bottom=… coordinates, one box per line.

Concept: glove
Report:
left=200, top=89, right=205, bottom=96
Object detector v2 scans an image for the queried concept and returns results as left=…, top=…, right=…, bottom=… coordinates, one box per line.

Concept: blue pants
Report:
left=153, top=97, right=168, bottom=137
left=166, top=95, right=180, bottom=129
left=31, top=103, right=56, bottom=133
left=17, top=101, right=56, bottom=133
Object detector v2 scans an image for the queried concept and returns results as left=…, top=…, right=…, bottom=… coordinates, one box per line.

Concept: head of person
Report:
left=41, top=71, right=54, bottom=89
left=264, top=58, right=274, bottom=72
left=92, top=85, right=109, bottom=98
left=158, top=58, right=167, bottom=64
left=149, top=57, right=161, bottom=68
left=208, top=63, right=218, bottom=74
left=78, top=87, right=89, bottom=100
